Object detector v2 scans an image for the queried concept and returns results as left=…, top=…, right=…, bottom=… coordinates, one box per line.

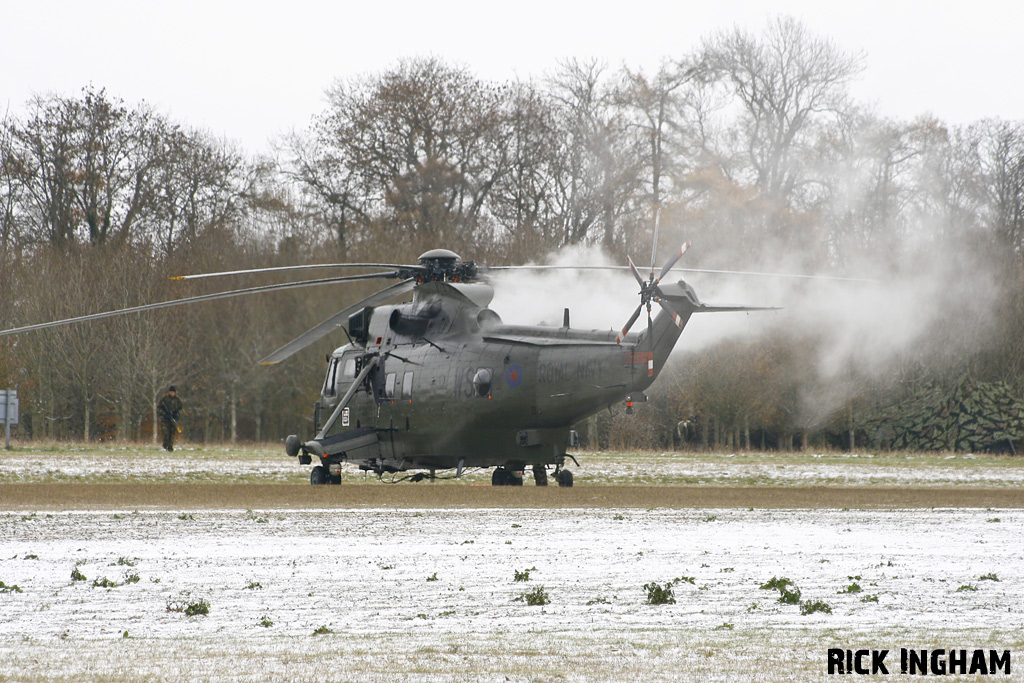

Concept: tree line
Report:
left=2, top=17, right=1023, bottom=449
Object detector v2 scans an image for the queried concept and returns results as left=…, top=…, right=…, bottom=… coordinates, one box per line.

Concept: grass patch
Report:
left=838, top=576, right=862, bottom=594
left=644, top=581, right=676, bottom=605
left=514, top=586, right=550, bottom=606
left=245, top=509, right=268, bottom=524
left=800, top=600, right=832, bottom=615
left=166, top=592, right=210, bottom=616
left=760, top=576, right=801, bottom=604
left=514, top=567, right=536, bottom=582
left=643, top=576, right=696, bottom=605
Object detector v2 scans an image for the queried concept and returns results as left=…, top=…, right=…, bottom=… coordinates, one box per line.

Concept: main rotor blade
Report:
left=482, top=265, right=631, bottom=273
left=259, top=279, right=415, bottom=365
left=669, top=267, right=874, bottom=282
left=484, top=264, right=875, bottom=283
left=171, top=263, right=422, bottom=281
left=0, top=272, right=405, bottom=338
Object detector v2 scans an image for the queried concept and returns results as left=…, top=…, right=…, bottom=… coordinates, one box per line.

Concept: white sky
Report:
left=2, top=0, right=1022, bottom=153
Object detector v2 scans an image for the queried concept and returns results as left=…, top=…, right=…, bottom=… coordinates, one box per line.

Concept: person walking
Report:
left=158, top=386, right=183, bottom=451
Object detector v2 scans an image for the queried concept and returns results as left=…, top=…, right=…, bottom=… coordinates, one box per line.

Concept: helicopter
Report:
left=0, top=238, right=779, bottom=487
left=177, top=242, right=775, bottom=487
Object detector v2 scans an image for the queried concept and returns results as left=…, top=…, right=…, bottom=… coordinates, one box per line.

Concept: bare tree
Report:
left=704, top=16, right=864, bottom=209
left=9, top=89, right=168, bottom=248
left=547, top=59, right=643, bottom=249
left=488, top=81, right=562, bottom=259
left=152, top=127, right=248, bottom=255
left=980, top=120, right=1024, bottom=256
left=303, top=57, right=509, bottom=254
left=0, top=121, right=24, bottom=267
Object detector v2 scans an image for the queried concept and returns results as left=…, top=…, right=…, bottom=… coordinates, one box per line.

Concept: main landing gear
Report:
left=491, top=467, right=523, bottom=486
left=491, top=465, right=573, bottom=487
left=555, top=469, right=573, bottom=487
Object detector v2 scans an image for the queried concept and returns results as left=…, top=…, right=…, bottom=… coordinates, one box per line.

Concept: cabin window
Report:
left=385, top=373, right=397, bottom=400
left=402, top=372, right=414, bottom=400
left=472, top=368, right=492, bottom=398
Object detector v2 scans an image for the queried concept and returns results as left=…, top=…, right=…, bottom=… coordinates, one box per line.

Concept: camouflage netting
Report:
left=862, top=375, right=1024, bottom=453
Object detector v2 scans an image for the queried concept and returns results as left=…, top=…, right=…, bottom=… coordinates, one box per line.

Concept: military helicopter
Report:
left=0, top=236, right=781, bottom=487
left=175, top=239, right=776, bottom=487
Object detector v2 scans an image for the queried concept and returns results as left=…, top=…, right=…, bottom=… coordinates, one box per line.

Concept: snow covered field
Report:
left=1, top=506, right=1022, bottom=681
left=3, top=445, right=1023, bottom=487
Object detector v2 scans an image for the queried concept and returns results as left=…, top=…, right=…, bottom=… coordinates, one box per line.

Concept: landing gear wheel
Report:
left=532, top=464, right=548, bottom=487
left=509, top=470, right=524, bottom=486
left=310, top=465, right=328, bottom=485
left=329, top=473, right=341, bottom=485
left=491, top=467, right=510, bottom=486
left=556, top=469, right=574, bottom=487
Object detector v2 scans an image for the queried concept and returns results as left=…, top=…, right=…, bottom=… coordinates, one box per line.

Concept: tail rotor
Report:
left=615, top=239, right=692, bottom=377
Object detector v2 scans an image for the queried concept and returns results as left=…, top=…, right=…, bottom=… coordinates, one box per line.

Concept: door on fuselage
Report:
left=373, top=356, right=420, bottom=462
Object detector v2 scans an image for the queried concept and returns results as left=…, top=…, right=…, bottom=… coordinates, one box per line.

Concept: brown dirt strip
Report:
left=1, top=483, right=1022, bottom=510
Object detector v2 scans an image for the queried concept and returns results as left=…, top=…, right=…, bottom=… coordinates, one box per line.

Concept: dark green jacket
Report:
left=158, top=394, right=183, bottom=423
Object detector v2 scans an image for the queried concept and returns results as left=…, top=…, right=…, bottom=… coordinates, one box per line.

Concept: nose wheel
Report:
left=310, top=465, right=341, bottom=485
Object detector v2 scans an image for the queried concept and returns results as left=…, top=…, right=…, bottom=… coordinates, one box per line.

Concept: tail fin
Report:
left=657, top=281, right=779, bottom=315
left=631, top=280, right=778, bottom=387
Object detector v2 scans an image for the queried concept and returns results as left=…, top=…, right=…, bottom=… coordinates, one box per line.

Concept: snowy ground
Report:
left=3, top=445, right=1024, bottom=487
left=581, top=451, right=1024, bottom=487
left=1, top=506, right=1022, bottom=681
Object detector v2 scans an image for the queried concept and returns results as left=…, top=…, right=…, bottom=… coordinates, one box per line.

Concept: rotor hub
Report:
left=415, top=249, right=477, bottom=282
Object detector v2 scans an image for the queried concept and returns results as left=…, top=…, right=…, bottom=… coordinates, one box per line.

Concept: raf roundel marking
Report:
left=506, top=364, right=523, bottom=388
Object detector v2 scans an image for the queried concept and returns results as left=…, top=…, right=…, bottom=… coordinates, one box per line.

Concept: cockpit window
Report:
left=322, top=358, right=340, bottom=397
left=343, top=358, right=357, bottom=378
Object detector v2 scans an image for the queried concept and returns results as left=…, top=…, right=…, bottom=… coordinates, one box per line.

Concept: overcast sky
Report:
left=3, top=0, right=1021, bottom=152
